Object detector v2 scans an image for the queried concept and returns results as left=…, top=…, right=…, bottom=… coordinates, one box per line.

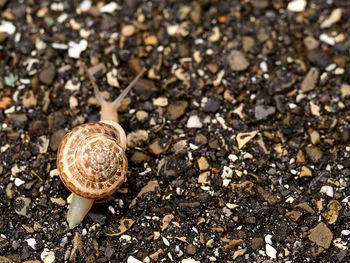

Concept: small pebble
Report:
left=227, top=50, right=250, bottom=72
left=153, top=97, right=168, bottom=107
left=186, top=115, right=203, bottom=128
left=287, top=0, right=307, bottom=12
left=68, top=39, right=88, bottom=58
left=320, top=185, right=334, bottom=197
left=265, top=244, right=277, bottom=259
left=122, top=24, right=136, bottom=37
left=26, top=238, right=37, bottom=249
left=254, top=105, right=275, bottom=120
left=320, top=8, right=342, bottom=29
left=41, top=248, right=55, bottom=263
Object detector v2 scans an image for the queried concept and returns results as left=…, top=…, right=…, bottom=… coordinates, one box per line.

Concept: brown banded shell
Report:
left=57, top=122, right=128, bottom=199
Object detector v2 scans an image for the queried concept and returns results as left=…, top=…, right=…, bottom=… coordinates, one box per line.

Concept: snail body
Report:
left=57, top=66, right=145, bottom=229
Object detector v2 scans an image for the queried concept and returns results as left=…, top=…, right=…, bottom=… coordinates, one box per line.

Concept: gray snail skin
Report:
left=57, top=66, right=145, bottom=229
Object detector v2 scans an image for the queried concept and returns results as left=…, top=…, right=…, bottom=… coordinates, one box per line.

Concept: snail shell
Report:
left=57, top=120, right=127, bottom=199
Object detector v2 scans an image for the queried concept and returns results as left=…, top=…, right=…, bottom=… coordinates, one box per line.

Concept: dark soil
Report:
left=1, top=0, right=350, bottom=262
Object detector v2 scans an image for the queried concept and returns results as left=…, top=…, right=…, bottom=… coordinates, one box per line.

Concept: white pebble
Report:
left=319, top=33, right=335, bottom=46
left=153, top=97, right=168, bottom=107
left=65, top=80, right=81, bottom=91
left=341, top=230, right=350, bottom=236
left=287, top=0, right=307, bottom=12
left=0, top=21, right=16, bottom=35
left=182, top=258, right=201, bottom=263
left=228, top=154, right=238, bottom=162
left=68, top=39, right=88, bottom=59
left=321, top=8, right=342, bottom=29
left=265, top=244, right=277, bottom=259
left=100, top=2, right=120, bottom=13
left=265, top=234, right=273, bottom=245
left=186, top=115, right=203, bottom=128
left=41, top=248, right=55, bottom=263
left=127, top=256, right=143, bottom=263
left=320, top=185, right=334, bottom=197
left=26, top=238, right=37, bottom=249
left=162, top=236, right=170, bottom=246
left=14, top=178, right=25, bottom=186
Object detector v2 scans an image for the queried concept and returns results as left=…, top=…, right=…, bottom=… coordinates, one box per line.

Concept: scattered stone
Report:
left=197, top=157, right=209, bottom=171
left=265, top=244, right=277, bottom=259
left=130, top=151, right=150, bottom=163
left=304, top=36, right=319, bottom=50
left=301, top=67, right=319, bottom=92
left=285, top=210, right=303, bottom=222
left=203, top=98, right=220, bottom=113
left=340, top=84, right=350, bottom=98
left=153, top=97, right=168, bottom=107
left=310, top=101, right=320, bottom=116
left=167, top=100, right=188, bottom=120
left=144, top=34, right=158, bottom=46
left=135, top=110, right=149, bottom=122
left=254, top=105, right=275, bottom=120
left=38, top=135, right=50, bottom=154
left=0, top=20, right=16, bottom=34
left=295, top=202, right=315, bottom=214
left=309, top=130, right=320, bottom=145
left=65, top=79, right=81, bottom=91
left=22, top=90, right=37, bottom=108
left=186, top=244, right=197, bottom=255
left=39, top=63, right=56, bottom=85
left=287, top=0, right=307, bottom=12
left=15, top=197, right=31, bottom=218
left=322, top=200, right=341, bottom=224
left=106, top=69, right=119, bottom=87
left=308, top=222, right=333, bottom=249
left=181, top=258, right=200, bottom=263
left=305, top=146, right=323, bottom=163
left=242, top=36, right=256, bottom=53
left=41, top=248, right=55, bottom=263
left=68, top=39, right=88, bottom=58
left=50, top=129, right=66, bottom=151
left=236, top=131, right=258, bottom=149
left=251, top=237, right=264, bottom=251
left=320, top=185, right=334, bottom=197
left=0, top=96, right=11, bottom=109
left=122, top=24, right=136, bottom=37
left=306, top=49, right=332, bottom=68
left=227, top=50, right=250, bottom=71
left=320, top=8, right=342, bottom=29
left=127, top=256, right=143, bottom=263
left=127, top=130, right=149, bottom=148
left=299, top=166, right=312, bottom=177
left=133, top=78, right=158, bottom=100
left=186, top=115, right=203, bottom=128
left=198, top=171, right=210, bottom=185
left=148, top=138, right=171, bottom=155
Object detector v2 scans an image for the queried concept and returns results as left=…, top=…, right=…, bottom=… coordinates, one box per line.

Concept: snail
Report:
left=57, top=65, right=145, bottom=229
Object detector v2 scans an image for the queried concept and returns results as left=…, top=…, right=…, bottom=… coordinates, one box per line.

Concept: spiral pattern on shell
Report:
left=57, top=122, right=128, bottom=199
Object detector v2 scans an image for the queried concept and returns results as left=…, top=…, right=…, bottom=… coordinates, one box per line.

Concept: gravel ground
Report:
left=1, top=0, right=350, bottom=262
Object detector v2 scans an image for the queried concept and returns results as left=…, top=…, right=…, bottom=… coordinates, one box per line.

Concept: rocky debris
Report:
left=227, top=50, right=250, bottom=71
left=167, top=100, right=188, bottom=120
left=300, top=67, right=319, bottom=93
left=254, top=105, right=275, bottom=120
left=39, top=63, right=56, bottom=85
left=308, top=222, right=333, bottom=249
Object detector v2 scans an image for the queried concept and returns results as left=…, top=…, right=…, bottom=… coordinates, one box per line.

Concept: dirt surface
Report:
left=1, top=0, right=350, bottom=262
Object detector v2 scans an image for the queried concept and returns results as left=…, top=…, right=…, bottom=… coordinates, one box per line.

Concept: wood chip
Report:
left=129, top=180, right=159, bottom=207
left=107, top=218, right=134, bottom=237
left=236, top=131, right=258, bottom=149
